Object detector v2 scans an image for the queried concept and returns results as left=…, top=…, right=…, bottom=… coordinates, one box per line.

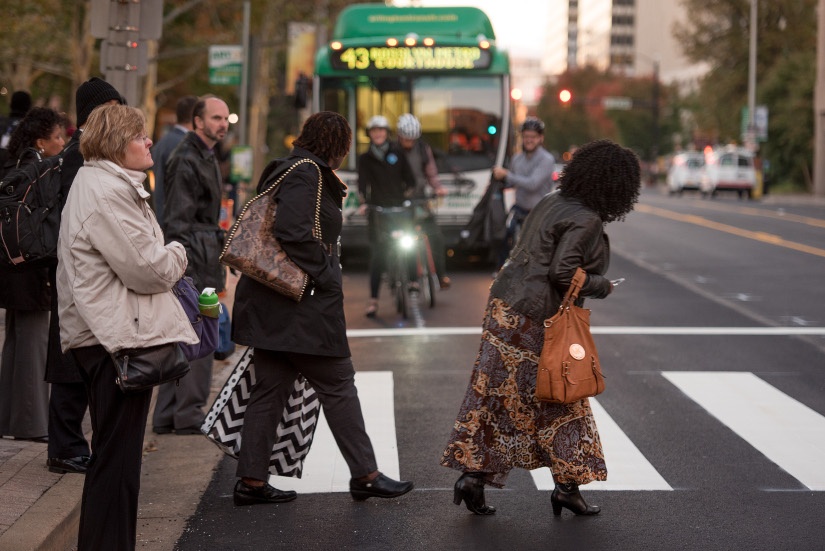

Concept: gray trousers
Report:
left=236, top=349, right=378, bottom=482
left=152, top=354, right=212, bottom=430
left=0, top=309, right=50, bottom=438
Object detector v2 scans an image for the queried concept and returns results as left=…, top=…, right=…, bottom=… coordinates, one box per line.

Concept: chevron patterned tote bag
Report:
left=201, top=347, right=320, bottom=477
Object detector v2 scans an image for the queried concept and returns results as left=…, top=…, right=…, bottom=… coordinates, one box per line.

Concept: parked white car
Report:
left=700, top=146, right=757, bottom=199
left=666, top=152, right=705, bottom=195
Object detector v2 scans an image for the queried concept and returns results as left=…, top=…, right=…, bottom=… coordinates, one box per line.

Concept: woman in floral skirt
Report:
left=441, top=139, right=641, bottom=516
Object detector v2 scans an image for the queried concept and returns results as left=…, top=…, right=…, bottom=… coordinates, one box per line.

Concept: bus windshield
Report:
left=319, top=74, right=504, bottom=173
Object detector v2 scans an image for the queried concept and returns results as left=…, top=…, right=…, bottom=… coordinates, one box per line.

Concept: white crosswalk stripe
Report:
left=267, top=370, right=825, bottom=493
left=663, top=371, right=825, bottom=491
left=531, top=398, right=673, bottom=491
left=268, top=372, right=400, bottom=494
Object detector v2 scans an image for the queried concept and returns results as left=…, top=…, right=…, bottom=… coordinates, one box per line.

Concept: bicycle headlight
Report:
left=393, top=232, right=415, bottom=250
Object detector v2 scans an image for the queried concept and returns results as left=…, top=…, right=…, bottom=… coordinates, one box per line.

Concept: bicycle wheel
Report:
left=418, top=235, right=437, bottom=308
left=391, top=250, right=410, bottom=319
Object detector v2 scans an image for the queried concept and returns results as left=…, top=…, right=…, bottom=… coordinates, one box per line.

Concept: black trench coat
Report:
left=231, top=148, right=350, bottom=358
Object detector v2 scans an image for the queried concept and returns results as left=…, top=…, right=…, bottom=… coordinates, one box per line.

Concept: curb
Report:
left=0, top=465, right=83, bottom=551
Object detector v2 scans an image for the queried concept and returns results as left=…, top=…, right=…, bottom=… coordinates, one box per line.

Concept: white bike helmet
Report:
left=366, top=115, right=390, bottom=131
left=396, top=113, right=421, bottom=139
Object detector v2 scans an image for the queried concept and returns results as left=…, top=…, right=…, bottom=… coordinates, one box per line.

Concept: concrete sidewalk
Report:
left=0, top=271, right=243, bottom=551
left=0, top=347, right=242, bottom=551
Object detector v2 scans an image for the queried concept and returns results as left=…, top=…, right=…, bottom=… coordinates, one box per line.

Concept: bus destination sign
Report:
left=332, top=46, right=491, bottom=71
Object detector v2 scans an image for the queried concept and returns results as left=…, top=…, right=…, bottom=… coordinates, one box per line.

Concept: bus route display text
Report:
left=331, top=46, right=492, bottom=71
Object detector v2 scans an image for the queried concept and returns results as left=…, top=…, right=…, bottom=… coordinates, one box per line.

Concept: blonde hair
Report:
left=79, top=104, right=146, bottom=165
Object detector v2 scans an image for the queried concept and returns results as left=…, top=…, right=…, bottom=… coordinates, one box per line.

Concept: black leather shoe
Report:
left=233, top=480, right=297, bottom=506
left=47, top=455, right=91, bottom=475
left=174, top=425, right=202, bottom=435
left=152, top=425, right=173, bottom=435
left=453, top=472, right=496, bottom=515
left=350, top=473, right=414, bottom=501
left=551, top=482, right=600, bottom=516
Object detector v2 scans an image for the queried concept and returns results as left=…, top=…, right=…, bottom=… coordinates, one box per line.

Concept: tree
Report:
left=536, top=67, right=677, bottom=162
left=673, top=0, right=817, bottom=190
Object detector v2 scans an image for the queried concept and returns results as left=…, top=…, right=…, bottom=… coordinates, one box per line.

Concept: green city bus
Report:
left=313, top=3, right=511, bottom=252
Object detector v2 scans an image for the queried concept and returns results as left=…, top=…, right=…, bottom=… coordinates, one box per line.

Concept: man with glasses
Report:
left=491, top=117, right=556, bottom=268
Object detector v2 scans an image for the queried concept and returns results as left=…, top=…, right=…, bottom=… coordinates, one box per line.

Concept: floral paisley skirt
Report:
left=441, top=297, right=607, bottom=488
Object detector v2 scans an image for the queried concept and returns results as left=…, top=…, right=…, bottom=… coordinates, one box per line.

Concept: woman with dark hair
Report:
left=231, top=111, right=414, bottom=506
left=0, top=107, right=66, bottom=442
left=441, top=139, right=641, bottom=517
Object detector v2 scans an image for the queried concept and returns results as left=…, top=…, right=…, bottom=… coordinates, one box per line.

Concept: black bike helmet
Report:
left=520, top=117, right=545, bottom=134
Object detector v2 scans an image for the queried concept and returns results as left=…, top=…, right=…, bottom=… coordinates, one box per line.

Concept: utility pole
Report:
left=651, top=59, right=660, bottom=165
left=90, top=0, right=163, bottom=106
left=745, top=0, right=757, bottom=152
left=239, top=1, right=250, bottom=146
left=815, top=0, right=825, bottom=197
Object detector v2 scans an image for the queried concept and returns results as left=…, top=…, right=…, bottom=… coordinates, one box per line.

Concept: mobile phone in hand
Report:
left=611, top=278, right=625, bottom=287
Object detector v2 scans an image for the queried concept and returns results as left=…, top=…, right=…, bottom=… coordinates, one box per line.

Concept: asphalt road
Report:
left=177, top=189, right=825, bottom=551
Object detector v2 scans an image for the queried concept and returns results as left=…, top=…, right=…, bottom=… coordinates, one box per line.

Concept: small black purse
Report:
left=111, top=343, right=189, bottom=393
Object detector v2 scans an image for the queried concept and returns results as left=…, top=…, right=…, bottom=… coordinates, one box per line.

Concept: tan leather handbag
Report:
left=219, top=159, right=322, bottom=302
left=536, top=267, right=605, bottom=403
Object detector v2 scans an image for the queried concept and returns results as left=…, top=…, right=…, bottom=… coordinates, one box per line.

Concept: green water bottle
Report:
left=198, top=287, right=221, bottom=318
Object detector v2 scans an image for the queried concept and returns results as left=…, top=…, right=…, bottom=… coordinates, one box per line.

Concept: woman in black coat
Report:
left=441, top=140, right=641, bottom=517
left=0, top=107, right=66, bottom=440
left=231, top=111, right=414, bottom=506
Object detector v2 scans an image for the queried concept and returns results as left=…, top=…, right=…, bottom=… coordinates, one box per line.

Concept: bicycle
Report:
left=371, top=200, right=439, bottom=319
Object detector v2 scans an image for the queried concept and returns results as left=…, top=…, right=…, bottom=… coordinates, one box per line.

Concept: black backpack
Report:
left=0, top=144, right=74, bottom=270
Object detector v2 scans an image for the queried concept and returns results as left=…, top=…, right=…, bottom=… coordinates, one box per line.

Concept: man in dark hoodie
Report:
left=46, top=77, right=124, bottom=475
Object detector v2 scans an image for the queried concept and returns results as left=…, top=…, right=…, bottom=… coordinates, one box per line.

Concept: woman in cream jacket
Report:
left=57, top=104, right=197, bottom=551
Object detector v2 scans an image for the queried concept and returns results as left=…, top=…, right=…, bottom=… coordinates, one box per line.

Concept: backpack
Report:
left=0, top=145, right=72, bottom=270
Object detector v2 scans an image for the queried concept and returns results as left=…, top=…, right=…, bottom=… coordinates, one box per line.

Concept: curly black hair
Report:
left=292, top=111, right=352, bottom=163
left=7, top=107, right=66, bottom=160
left=558, top=139, right=641, bottom=223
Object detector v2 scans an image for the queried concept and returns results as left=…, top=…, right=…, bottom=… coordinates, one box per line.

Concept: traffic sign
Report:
left=603, top=96, right=633, bottom=110
left=209, top=45, right=243, bottom=86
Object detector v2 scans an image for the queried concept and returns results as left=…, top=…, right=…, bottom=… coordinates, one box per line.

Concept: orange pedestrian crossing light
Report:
left=559, top=89, right=572, bottom=104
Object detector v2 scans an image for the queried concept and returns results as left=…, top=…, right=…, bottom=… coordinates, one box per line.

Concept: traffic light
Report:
left=559, top=89, right=572, bottom=105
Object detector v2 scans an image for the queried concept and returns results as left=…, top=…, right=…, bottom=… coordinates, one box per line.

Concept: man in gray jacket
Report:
left=153, top=95, right=229, bottom=435
left=492, top=117, right=556, bottom=268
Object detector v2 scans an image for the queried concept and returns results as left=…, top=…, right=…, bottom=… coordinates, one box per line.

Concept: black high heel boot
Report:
left=551, top=482, right=600, bottom=516
left=453, top=472, right=496, bottom=515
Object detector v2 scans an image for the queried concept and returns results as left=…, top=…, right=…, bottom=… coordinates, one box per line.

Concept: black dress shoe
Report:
left=551, top=482, right=600, bottom=516
left=152, top=425, right=173, bottom=435
left=233, top=480, right=297, bottom=506
left=349, top=473, right=414, bottom=501
left=47, top=456, right=91, bottom=475
left=174, top=425, right=203, bottom=435
left=17, top=435, right=48, bottom=443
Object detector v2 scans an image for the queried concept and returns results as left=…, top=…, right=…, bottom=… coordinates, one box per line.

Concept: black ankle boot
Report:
left=453, top=472, right=496, bottom=515
left=551, top=482, right=600, bottom=516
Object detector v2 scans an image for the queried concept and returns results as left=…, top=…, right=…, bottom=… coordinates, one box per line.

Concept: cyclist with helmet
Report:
left=358, top=115, right=415, bottom=317
left=492, top=117, right=556, bottom=268
left=396, top=113, right=451, bottom=289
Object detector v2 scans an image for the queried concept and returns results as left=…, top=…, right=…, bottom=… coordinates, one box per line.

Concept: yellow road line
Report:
left=636, top=204, right=825, bottom=258
left=656, top=198, right=825, bottom=228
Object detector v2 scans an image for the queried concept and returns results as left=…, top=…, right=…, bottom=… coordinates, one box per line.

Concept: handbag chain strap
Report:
left=220, top=158, right=324, bottom=259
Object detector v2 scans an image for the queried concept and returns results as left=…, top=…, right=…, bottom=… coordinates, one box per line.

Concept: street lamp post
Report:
left=746, top=0, right=758, bottom=151
left=651, top=59, right=660, bottom=164
left=635, top=52, right=661, bottom=166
